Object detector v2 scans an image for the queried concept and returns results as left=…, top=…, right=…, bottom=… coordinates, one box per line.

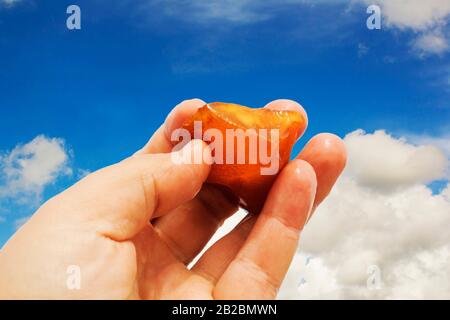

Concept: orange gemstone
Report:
left=181, top=102, right=306, bottom=213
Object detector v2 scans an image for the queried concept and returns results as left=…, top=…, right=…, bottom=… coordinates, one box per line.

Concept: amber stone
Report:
left=181, top=102, right=306, bottom=213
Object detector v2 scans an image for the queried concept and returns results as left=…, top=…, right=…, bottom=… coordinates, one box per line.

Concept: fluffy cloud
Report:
left=365, top=0, right=450, bottom=31
left=412, top=32, right=449, bottom=56
left=406, top=132, right=450, bottom=159
left=0, top=135, right=72, bottom=204
left=278, top=129, right=450, bottom=299
left=443, top=185, right=450, bottom=200
left=207, top=129, right=450, bottom=299
left=365, top=0, right=450, bottom=55
left=344, top=130, right=448, bottom=191
left=280, top=179, right=450, bottom=299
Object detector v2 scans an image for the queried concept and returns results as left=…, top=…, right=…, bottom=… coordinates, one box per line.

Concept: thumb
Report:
left=54, top=139, right=211, bottom=241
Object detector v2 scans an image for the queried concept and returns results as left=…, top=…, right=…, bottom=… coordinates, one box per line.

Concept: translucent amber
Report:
left=181, top=102, right=306, bottom=213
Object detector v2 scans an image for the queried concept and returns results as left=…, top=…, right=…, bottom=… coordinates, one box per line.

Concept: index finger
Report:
left=135, top=98, right=206, bottom=155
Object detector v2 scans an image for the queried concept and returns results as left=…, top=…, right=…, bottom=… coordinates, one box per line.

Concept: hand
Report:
left=0, top=99, right=346, bottom=299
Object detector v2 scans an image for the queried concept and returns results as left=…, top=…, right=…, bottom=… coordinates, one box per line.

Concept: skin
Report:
left=0, top=99, right=346, bottom=300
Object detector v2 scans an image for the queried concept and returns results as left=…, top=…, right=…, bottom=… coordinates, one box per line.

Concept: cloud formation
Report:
left=366, top=0, right=450, bottom=31
left=344, top=130, right=448, bottom=191
left=206, top=129, right=450, bottom=299
left=407, top=132, right=450, bottom=160
left=278, top=129, right=450, bottom=299
left=365, top=0, right=450, bottom=55
left=0, top=135, right=72, bottom=205
left=141, top=0, right=450, bottom=57
left=412, top=32, right=449, bottom=56
left=280, top=179, right=450, bottom=299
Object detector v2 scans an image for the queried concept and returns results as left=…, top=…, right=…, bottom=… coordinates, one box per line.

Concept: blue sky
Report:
left=0, top=0, right=449, bottom=247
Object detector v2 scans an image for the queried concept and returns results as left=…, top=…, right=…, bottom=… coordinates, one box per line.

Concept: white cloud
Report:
left=344, top=130, right=448, bottom=191
left=443, top=184, right=450, bottom=200
left=0, top=135, right=72, bottom=204
left=365, top=0, right=450, bottom=31
left=364, top=0, right=450, bottom=56
left=280, top=177, right=450, bottom=299
left=142, top=0, right=450, bottom=57
left=278, top=129, right=450, bottom=299
left=407, top=132, right=450, bottom=160
left=412, top=32, right=449, bottom=56
left=282, top=253, right=341, bottom=299
left=208, top=129, right=450, bottom=299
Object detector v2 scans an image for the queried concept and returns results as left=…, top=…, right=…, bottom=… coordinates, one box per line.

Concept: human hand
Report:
left=0, top=99, right=346, bottom=299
